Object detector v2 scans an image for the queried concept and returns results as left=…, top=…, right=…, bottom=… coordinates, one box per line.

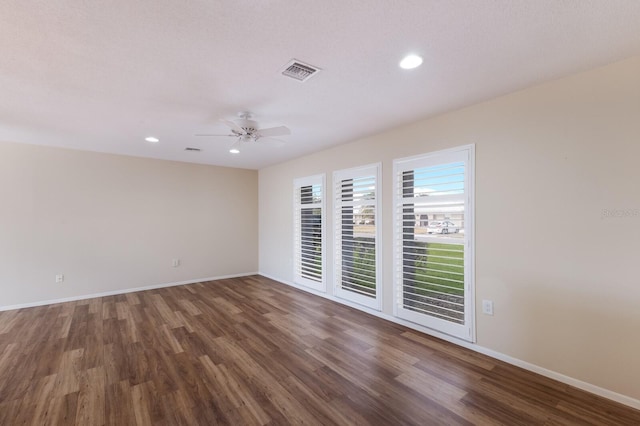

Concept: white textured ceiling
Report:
left=2, top=1, right=640, bottom=169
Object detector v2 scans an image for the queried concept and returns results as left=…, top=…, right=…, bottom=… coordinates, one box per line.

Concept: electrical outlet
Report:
left=55, top=274, right=64, bottom=283
left=482, top=299, right=494, bottom=315
left=172, top=258, right=180, bottom=267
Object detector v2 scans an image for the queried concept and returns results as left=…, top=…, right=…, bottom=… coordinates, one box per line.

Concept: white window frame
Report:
left=333, top=163, right=382, bottom=310
left=392, top=145, right=475, bottom=342
left=293, top=174, right=326, bottom=292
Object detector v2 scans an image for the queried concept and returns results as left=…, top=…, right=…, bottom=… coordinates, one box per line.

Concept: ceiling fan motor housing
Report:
left=238, top=119, right=258, bottom=135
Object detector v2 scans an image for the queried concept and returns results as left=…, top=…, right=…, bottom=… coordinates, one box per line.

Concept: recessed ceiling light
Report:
left=145, top=136, right=159, bottom=143
left=229, top=148, right=240, bottom=154
left=399, top=54, right=423, bottom=70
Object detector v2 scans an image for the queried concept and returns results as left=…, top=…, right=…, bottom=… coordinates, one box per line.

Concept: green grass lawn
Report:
left=410, top=242, right=464, bottom=296
left=341, top=239, right=464, bottom=297
left=338, top=235, right=465, bottom=322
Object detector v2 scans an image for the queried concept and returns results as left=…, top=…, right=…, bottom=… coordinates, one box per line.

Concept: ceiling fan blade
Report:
left=221, top=119, right=246, bottom=134
left=194, top=134, right=235, bottom=137
left=256, top=126, right=291, bottom=138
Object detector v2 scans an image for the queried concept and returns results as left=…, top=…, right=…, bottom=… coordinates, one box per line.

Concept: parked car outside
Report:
left=426, top=220, right=459, bottom=234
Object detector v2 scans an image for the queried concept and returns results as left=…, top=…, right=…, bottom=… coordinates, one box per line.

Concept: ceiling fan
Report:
left=195, top=112, right=291, bottom=154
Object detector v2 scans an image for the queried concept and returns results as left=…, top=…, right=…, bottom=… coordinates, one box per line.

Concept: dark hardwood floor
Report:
left=0, top=275, right=638, bottom=425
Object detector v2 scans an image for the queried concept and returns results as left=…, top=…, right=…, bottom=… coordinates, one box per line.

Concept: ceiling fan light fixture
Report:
left=399, top=54, right=423, bottom=70
left=229, top=139, right=241, bottom=154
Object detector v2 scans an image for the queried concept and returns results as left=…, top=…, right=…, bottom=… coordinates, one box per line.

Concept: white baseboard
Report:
left=258, top=272, right=640, bottom=411
left=468, top=344, right=640, bottom=411
left=0, top=272, right=258, bottom=312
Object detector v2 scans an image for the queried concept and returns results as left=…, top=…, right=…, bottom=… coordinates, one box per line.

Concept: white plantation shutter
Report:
left=334, top=164, right=381, bottom=310
left=294, top=175, right=326, bottom=291
left=393, top=146, right=475, bottom=341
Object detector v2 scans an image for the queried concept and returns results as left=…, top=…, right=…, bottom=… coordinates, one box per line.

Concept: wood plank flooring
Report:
left=0, top=275, right=638, bottom=425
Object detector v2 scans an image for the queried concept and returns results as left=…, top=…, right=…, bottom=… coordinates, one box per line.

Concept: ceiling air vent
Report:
left=185, top=147, right=201, bottom=152
left=281, top=59, right=320, bottom=82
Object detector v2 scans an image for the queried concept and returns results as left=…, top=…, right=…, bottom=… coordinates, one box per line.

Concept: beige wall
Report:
left=259, top=56, right=640, bottom=400
left=1, top=142, right=258, bottom=308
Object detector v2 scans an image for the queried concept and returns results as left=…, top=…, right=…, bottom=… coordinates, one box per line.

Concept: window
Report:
left=393, top=146, right=475, bottom=341
left=293, top=175, right=326, bottom=291
left=334, top=164, right=381, bottom=310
